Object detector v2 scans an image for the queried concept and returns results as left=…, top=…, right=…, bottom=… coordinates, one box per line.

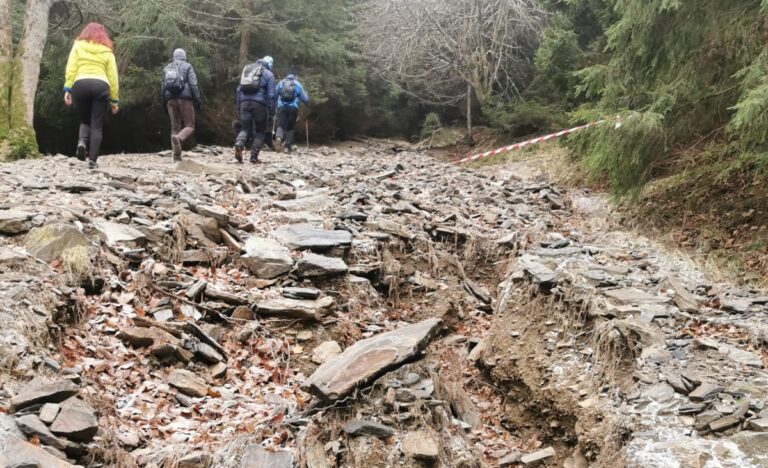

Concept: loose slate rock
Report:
left=0, top=432, right=75, bottom=468
left=401, top=430, right=439, bottom=460
left=168, top=369, right=210, bottom=398
left=93, top=219, right=147, bottom=246
left=297, top=253, right=348, bottom=277
left=11, top=379, right=79, bottom=412
left=312, top=341, right=342, bottom=364
left=256, top=297, right=335, bottom=321
left=603, top=288, right=670, bottom=305
left=664, top=277, right=701, bottom=313
left=689, top=383, right=724, bottom=402
left=0, top=209, right=34, bottom=234
left=49, top=399, right=98, bottom=443
left=273, top=195, right=333, bottom=212
left=24, top=224, right=88, bottom=263
left=282, top=287, right=321, bottom=300
left=518, top=255, right=555, bottom=284
left=241, top=445, right=294, bottom=468
left=304, top=318, right=443, bottom=401
left=16, top=414, right=72, bottom=451
left=241, top=237, right=294, bottom=279
left=342, top=419, right=395, bottom=438
left=521, top=446, right=556, bottom=465
left=39, top=403, right=60, bottom=424
left=272, top=223, right=352, bottom=252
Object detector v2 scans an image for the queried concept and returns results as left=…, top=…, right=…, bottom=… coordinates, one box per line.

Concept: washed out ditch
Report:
left=0, top=141, right=767, bottom=467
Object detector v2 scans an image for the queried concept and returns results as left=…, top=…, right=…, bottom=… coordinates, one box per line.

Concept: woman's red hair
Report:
left=77, top=23, right=113, bottom=50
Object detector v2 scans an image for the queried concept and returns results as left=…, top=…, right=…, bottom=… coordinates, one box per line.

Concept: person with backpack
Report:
left=274, top=72, right=309, bottom=153
left=161, top=49, right=202, bottom=161
left=234, top=56, right=276, bottom=164
left=63, top=22, right=119, bottom=169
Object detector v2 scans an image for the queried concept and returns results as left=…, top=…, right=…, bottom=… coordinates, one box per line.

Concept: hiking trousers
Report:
left=72, top=79, right=110, bottom=161
left=276, top=106, right=299, bottom=149
left=167, top=99, right=196, bottom=143
left=236, top=101, right=269, bottom=156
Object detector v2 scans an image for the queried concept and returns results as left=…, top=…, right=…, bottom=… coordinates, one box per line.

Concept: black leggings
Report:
left=72, top=79, right=110, bottom=160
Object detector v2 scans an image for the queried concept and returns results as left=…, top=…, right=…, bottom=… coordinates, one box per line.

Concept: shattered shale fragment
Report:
left=304, top=318, right=443, bottom=401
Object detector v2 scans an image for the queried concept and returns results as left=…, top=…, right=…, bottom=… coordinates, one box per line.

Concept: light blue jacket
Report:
left=277, top=75, right=309, bottom=109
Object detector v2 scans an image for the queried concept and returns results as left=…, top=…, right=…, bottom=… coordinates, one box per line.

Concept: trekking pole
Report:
left=305, top=118, right=309, bottom=150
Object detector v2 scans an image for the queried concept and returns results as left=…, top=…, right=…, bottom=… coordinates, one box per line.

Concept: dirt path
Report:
left=0, top=143, right=766, bottom=467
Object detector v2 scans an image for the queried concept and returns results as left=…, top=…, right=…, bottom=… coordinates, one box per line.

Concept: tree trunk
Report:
left=17, top=0, right=54, bottom=126
left=239, top=27, right=251, bottom=65
left=0, top=0, right=12, bottom=138
left=239, top=0, right=251, bottom=65
left=466, top=81, right=473, bottom=145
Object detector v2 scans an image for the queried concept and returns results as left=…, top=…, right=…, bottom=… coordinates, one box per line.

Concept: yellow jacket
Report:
left=64, top=40, right=120, bottom=104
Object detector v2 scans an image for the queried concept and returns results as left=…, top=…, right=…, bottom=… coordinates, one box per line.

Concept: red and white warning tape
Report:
left=453, top=117, right=621, bottom=165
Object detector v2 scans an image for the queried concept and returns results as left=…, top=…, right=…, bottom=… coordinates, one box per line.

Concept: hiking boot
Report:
left=76, top=141, right=87, bottom=161
left=250, top=152, right=260, bottom=164
left=274, top=137, right=284, bottom=152
left=234, top=142, right=244, bottom=164
left=171, top=135, right=182, bottom=160
left=88, top=159, right=97, bottom=169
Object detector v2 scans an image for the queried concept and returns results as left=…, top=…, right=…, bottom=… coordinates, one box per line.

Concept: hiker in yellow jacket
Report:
left=63, top=22, right=119, bottom=168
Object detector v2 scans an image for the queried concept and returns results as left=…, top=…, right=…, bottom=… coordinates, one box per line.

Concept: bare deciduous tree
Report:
left=361, top=0, right=544, bottom=139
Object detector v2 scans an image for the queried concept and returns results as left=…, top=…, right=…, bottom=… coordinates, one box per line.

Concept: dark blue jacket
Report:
left=277, top=75, right=309, bottom=109
left=161, top=50, right=201, bottom=103
left=236, top=60, right=277, bottom=114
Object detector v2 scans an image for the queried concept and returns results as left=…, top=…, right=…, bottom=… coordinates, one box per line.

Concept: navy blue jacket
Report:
left=236, top=60, right=277, bottom=114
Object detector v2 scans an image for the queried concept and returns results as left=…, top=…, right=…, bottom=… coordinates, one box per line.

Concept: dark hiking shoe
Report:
left=234, top=143, right=243, bottom=164
left=171, top=135, right=182, bottom=160
left=88, top=159, right=97, bottom=169
left=284, top=146, right=293, bottom=154
left=76, top=141, right=87, bottom=161
left=250, top=153, right=261, bottom=164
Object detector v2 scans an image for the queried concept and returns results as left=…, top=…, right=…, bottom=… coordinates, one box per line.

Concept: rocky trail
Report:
left=0, top=142, right=767, bottom=468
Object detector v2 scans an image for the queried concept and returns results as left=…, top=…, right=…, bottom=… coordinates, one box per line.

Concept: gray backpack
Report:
left=240, top=63, right=264, bottom=93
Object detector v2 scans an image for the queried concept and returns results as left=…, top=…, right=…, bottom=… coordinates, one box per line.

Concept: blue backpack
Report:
left=280, top=79, right=297, bottom=101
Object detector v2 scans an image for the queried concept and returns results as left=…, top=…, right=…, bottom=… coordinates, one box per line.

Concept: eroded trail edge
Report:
left=0, top=143, right=767, bottom=467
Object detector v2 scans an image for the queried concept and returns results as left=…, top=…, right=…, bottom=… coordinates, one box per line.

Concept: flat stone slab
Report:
left=93, top=219, right=147, bottom=246
left=11, top=379, right=79, bottom=412
left=16, top=414, right=72, bottom=452
left=256, top=297, right=335, bottom=321
left=273, top=211, right=323, bottom=225
left=50, top=399, right=98, bottom=443
left=0, top=209, right=34, bottom=235
left=521, top=446, right=556, bottom=465
left=241, top=445, right=294, bottom=468
left=297, top=253, right=348, bottom=277
left=168, top=369, right=209, bottom=398
left=241, top=237, right=294, bottom=279
left=0, top=432, right=75, bottom=467
left=282, top=287, right=321, bottom=300
left=342, top=419, right=395, bottom=438
left=603, top=288, right=670, bottom=305
left=518, top=255, right=555, bottom=284
left=304, top=318, right=443, bottom=401
left=664, top=277, right=701, bottom=313
left=272, top=224, right=352, bottom=252
left=273, top=195, right=333, bottom=212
